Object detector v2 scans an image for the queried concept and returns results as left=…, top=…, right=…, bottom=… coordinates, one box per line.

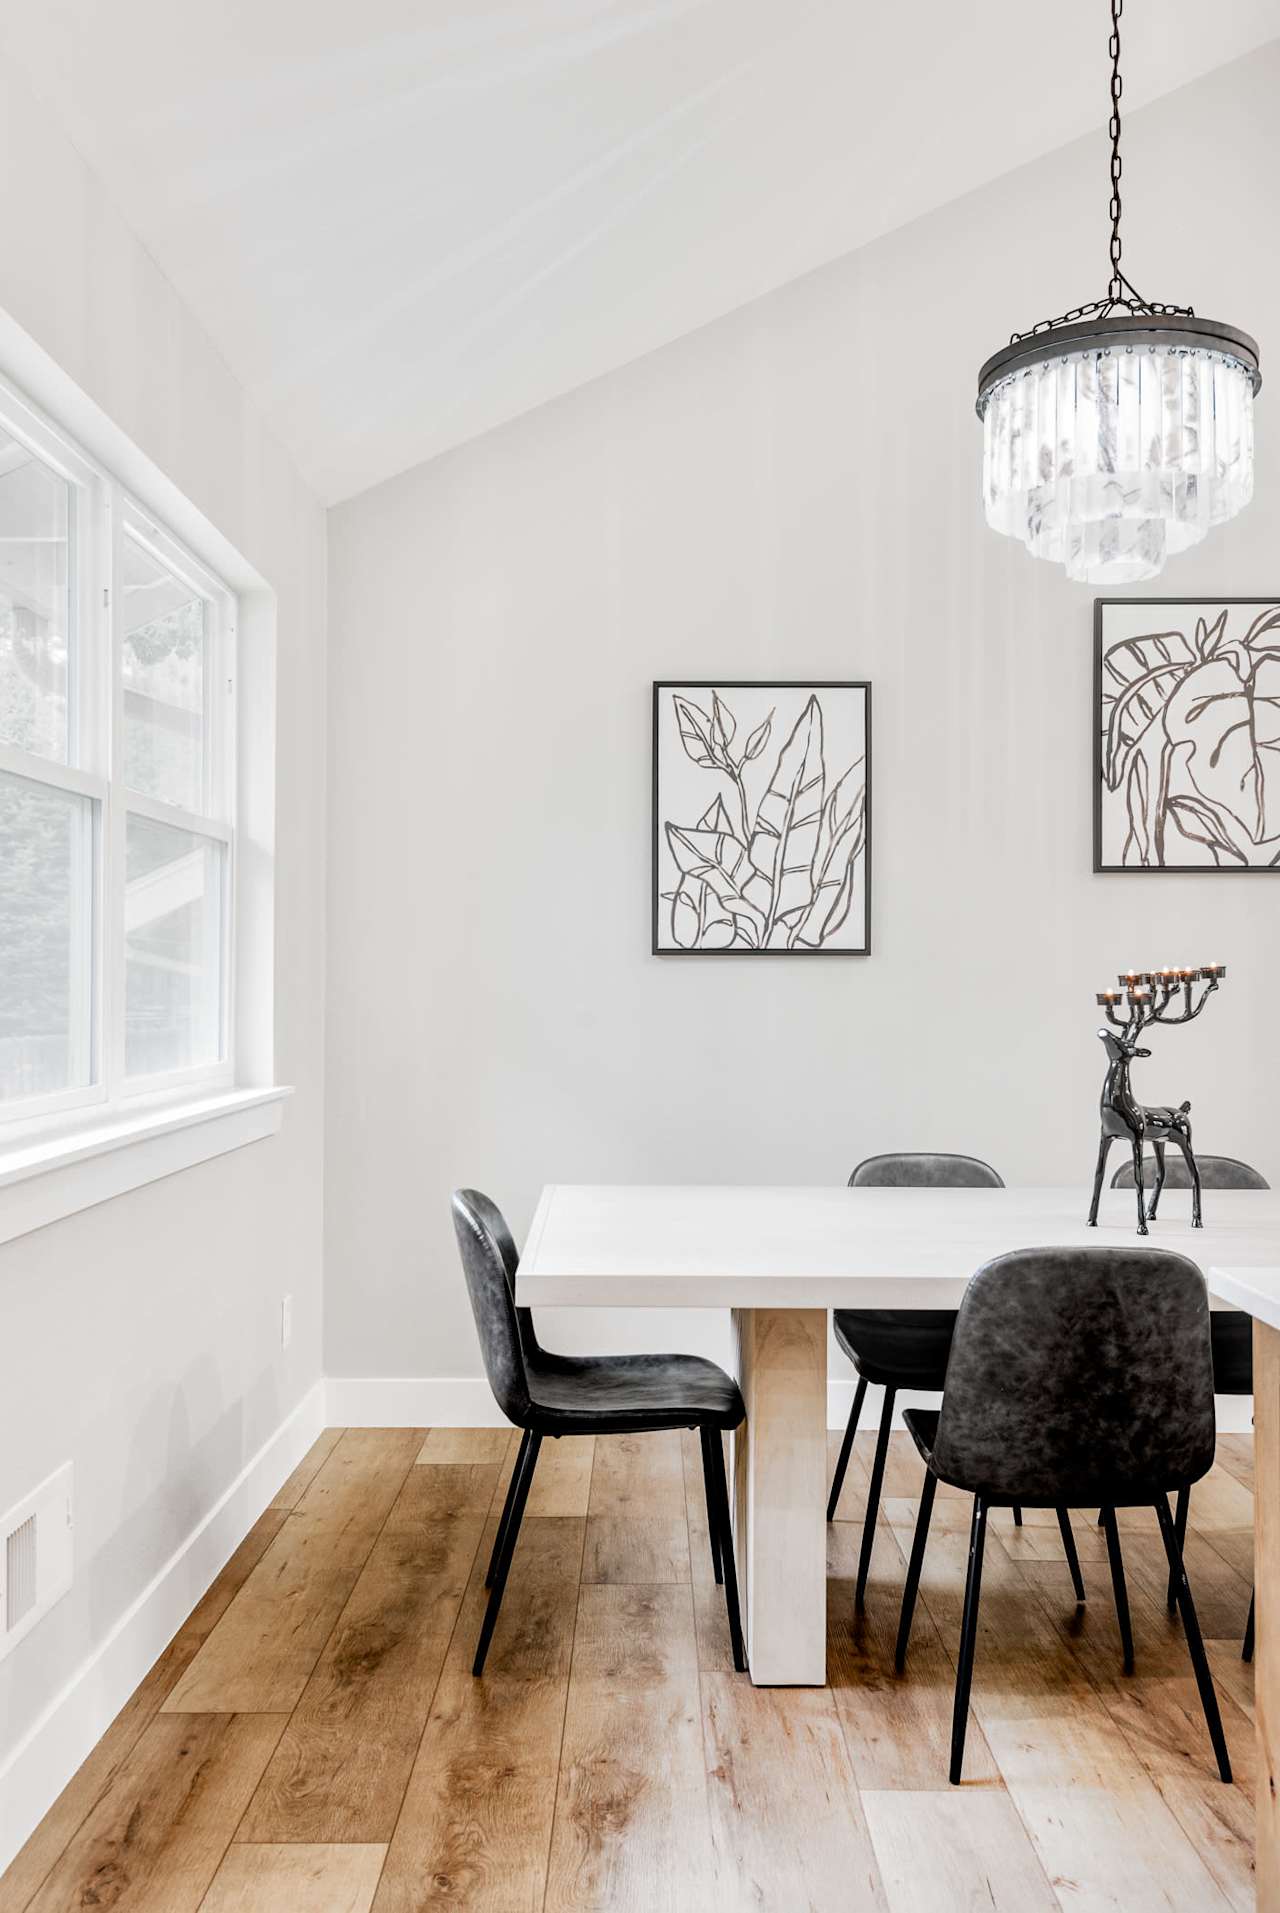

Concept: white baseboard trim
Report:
left=324, top=1375, right=509, bottom=1428
left=327, top=1374, right=1257, bottom=1438
left=0, top=1377, right=326, bottom=1879
left=828, top=1378, right=922, bottom=1432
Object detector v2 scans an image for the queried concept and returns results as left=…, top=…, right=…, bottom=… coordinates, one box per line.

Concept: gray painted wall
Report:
left=0, top=52, right=327, bottom=1777
left=325, top=49, right=1280, bottom=1384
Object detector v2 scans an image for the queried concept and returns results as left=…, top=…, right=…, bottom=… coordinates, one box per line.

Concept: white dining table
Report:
left=520, top=1182, right=1280, bottom=1688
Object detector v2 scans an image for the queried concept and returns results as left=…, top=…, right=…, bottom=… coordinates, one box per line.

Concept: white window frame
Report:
left=0, top=372, right=238, bottom=1133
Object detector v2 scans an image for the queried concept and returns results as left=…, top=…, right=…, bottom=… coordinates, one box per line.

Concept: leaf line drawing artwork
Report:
left=653, top=682, right=871, bottom=954
left=1095, top=600, right=1280, bottom=872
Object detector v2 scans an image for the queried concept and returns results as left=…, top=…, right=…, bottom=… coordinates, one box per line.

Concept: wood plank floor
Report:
left=1, top=1426, right=1257, bottom=1911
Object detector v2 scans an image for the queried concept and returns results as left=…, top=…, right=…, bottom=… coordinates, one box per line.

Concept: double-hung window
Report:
left=0, top=381, right=235, bottom=1127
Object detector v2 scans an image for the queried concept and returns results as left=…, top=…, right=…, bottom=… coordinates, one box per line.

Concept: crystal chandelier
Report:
left=976, top=0, right=1261, bottom=584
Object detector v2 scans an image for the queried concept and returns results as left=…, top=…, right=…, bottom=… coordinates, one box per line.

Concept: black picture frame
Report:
left=652, top=679, right=873, bottom=956
left=1094, top=596, right=1280, bottom=874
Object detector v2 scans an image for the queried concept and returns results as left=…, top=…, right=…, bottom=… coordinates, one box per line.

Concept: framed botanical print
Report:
left=1094, top=597, right=1280, bottom=872
left=652, top=680, right=871, bottom=954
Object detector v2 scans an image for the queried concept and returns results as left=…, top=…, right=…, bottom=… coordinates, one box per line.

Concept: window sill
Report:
left=0, top=1087, right=292, bottom=1247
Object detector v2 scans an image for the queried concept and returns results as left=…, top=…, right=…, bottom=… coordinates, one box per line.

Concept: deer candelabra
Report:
left=1087, top=965, right=1227, bottom=1236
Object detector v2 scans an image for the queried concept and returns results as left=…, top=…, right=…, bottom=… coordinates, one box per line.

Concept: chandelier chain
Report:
left=1107, top=0, right=1123, bottom=300
left=1007, top=0, right=1193, bottom=345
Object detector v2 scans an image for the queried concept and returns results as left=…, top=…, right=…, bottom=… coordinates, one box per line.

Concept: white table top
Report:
left=519, top=1184, right=1280, bottom=1309
left=1209, top=1266, right=1280, bottom=1332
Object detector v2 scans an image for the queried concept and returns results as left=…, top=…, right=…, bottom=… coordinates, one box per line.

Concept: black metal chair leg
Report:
left=1057, top=1507, right=1086, bottom=1604
left=855, top=1386, right=896, bottom=1610
left=1101, top=1507, right=1134, bottom=1674
left=1155, top=1496, right=1232, bottom=1782
left=1244, top=1590, right=1255, bottom=1664
left=827, top=1375, right=867, bottom=1522
left=1167, top=1484, right=1190, bottom=1612
left=699, top=1426, right=723, bottom=1584
left=895, top=1470, right=937, bottom=1672
left=485, top=1427, right=530, bottom=1588
left=707, top=1422, right=747, bottom=1672
left=949, top=1496, right=989, bottom=1785
left=473, top=1431, right=541, bottom=1676
left=1012, top=1505, right=1023, bottom=1527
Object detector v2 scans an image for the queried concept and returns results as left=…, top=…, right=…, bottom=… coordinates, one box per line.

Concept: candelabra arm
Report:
left=1150, top=977, right=1219, bottom=1027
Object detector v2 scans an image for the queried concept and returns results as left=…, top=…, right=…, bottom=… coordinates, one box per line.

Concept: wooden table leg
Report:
left=730, top=1307, right=827, bottom=1685
left=1257, top=1320, right=1280, bottom=1908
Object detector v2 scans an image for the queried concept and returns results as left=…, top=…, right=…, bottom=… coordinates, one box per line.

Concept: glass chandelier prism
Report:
left=976, top=1, right=1261, bottom=584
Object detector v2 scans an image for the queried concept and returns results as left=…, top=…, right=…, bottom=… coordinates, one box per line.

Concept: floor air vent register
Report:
left=0, top=1462, right=73, bottom=1660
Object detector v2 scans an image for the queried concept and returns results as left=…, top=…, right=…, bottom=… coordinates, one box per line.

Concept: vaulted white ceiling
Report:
left=3, top=2, right=1276, bottom=502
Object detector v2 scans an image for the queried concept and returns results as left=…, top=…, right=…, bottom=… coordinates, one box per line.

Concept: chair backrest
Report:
left=932, top=1246, right=1215, bottom=1505
left=1111, top=1153, right=1269, bottom=1191
left=451, top=1189, right=533, bottom=1426
left=849, top=1152, right=1005, bottom=1189
left=457, top=1186, right=543, bottom=1356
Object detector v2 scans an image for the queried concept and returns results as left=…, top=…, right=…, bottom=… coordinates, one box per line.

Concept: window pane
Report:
left=125, top=814, right=223, bottom=1077
left=0, top=426, right=71, bottom=763
left=0, top=771, right=93, bottom=1101
left=122, top=537, right=206, bottom=810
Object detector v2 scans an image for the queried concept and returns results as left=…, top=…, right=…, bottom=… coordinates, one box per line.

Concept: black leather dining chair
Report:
left=1111, top=1152, right=1265, bottom=1618
left=452, top=1189, right=748, bottom=1674
left=829, top=1154, right=1086, bottom=1611
left=1112, top=1150, right=1269, bottom=1199
left=895, top=1245, right=1231, bottom=1787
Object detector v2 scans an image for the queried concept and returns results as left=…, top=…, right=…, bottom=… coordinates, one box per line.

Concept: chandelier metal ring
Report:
left=977, top=313, right=1262, bottom=417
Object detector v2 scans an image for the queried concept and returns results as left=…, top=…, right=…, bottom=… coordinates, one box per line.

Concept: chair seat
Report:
left=902, top=1406, right=941, bottom=1466
left=834, top=1309, right=955, bottom=1388
left=526, top=1349, right=744, bottom=1434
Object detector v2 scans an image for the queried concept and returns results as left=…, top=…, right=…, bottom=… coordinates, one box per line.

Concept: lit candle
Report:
left=1200, top=961, right=1227, bottom=980
left=1096, top=990, right=1121, bottom=1007
left=1118, top=970, right=1141, bottom=988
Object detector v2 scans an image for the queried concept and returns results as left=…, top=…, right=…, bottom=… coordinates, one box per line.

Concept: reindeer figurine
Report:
left=1087, top=967, right=1224, bottom=1236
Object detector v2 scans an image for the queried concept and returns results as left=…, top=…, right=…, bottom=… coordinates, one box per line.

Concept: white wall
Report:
left=0, top=46, right=327, bottom=1840
left=326, top=47, right=1280, bottom=1392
